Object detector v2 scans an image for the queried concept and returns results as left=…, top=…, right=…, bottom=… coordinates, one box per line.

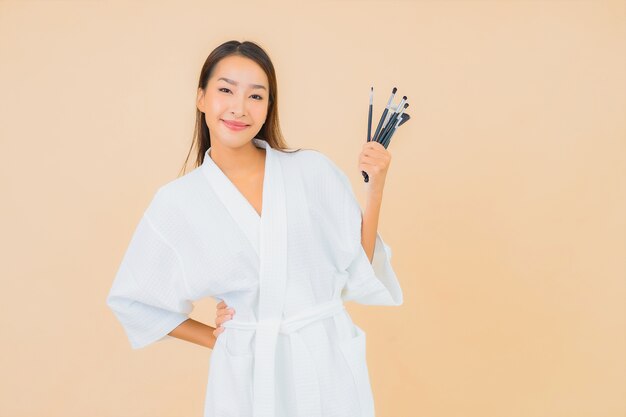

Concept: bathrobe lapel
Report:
left=201, top=140, right=267, bottom=257
left=201, top=138, right=288, bottom=417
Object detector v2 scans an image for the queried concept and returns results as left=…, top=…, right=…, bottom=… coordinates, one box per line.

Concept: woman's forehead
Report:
left=213, top=56, right=268, bottom=89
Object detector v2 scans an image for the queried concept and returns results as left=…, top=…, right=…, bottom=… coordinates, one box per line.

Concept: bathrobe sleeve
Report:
left=341, top=222, right=403, bottom=306
left=106, top=203, right=194, bottom=349
left=318, top=152, right=403, bottom=306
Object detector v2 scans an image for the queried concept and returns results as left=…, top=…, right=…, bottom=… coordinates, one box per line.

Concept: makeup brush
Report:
left=381, top=106, right=410, bottom=148
left=377, top=96, right=407, bottom=144
left=398, top=113, right=410, bottom=127
left=380, top=103, right=409, bottom=148
left=367, top=86, right=373, bottom=142
left=381, top=118, right=401, bottom=148
left=372, top=87, right=397, bottom=143
left=363, top=87, right=397, bottom=183
left=362, top=87, right=375, bottom=182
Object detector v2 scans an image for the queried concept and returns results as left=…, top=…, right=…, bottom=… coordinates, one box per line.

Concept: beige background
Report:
left=1, top=0, right=624, bottom=416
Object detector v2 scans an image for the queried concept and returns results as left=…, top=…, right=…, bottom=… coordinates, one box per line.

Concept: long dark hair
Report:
left=179, top=40, right=303, bottom=176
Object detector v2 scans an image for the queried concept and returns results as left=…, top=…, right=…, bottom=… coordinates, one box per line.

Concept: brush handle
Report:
left=379, top=124, right=393, bottom=148
left=381, top=130, right=393, bottom=148
left=377, top=112, right=397, bottom=144
left=372, top=108, right=389, bottom=143
left=367, top=105, right=373, bottom=142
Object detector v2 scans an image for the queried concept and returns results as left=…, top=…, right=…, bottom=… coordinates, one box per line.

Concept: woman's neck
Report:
left=209, top=140, right=266, bottom=178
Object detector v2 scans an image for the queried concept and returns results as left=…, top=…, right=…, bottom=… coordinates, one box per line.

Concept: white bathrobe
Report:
left=106, top=138, right=403, bottom=417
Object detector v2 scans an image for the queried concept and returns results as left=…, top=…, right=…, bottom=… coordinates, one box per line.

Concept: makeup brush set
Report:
left=362, top=86, right=410, bottom=182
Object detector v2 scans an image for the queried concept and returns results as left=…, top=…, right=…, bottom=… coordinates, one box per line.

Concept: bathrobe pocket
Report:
left=224, top=328, right=255, bottom=357
left=337, top=324, right=376, bottom=417
left=206, top=332, right=254, bottom=416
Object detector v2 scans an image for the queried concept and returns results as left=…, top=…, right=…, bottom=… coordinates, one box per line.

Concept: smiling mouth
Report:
left=221, top=120, right=250, bottom=131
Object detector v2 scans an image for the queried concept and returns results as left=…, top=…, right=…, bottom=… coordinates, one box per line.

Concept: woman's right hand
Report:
left=213, top=300, right=235, bottom=339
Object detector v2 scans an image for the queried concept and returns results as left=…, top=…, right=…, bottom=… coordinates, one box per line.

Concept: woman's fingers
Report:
left=214, top=302, right=235, bottom=338
left=358, top=141, right=391, bottom=191
left=215, top=313, right=233, bottom=326
left=217, top=306, right=232, bottom=317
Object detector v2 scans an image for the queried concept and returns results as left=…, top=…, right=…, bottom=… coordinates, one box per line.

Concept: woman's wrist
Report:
left=168, top=318, right=218, bottom=350
left=207, top=327, right=217, bottom=349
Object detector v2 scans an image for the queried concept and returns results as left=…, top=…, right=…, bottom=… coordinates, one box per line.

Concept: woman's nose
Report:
left=229, top=96, right=247, bottom=117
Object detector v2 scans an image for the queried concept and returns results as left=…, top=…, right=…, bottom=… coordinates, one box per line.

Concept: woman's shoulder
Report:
left=280, top=147, right=346, bottom=177
left=280, top=147, right=352, bottom=195
left=142, top=168, right=205, bottom=218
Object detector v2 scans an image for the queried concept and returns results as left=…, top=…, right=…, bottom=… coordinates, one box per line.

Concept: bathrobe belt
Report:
left=221, top=298, right=347, bottom=417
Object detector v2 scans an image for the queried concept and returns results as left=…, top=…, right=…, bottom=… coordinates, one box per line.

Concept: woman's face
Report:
left=197, top=55, right=270, bottom=150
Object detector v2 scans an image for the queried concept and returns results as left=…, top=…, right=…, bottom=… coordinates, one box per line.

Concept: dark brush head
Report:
left=392, top=87, right=397, bottom=94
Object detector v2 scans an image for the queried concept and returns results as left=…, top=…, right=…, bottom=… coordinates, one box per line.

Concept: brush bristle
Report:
left=392, top=87, right=397, bottom=93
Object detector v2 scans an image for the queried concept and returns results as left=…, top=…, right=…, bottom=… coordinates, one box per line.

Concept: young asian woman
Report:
left=106, top=40, right=403, bottom=417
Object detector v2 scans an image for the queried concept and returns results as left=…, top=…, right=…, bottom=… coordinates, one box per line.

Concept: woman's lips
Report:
left=222, top=120, right=250, bottom=131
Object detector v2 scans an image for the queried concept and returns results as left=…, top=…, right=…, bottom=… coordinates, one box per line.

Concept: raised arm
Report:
left=358, top=141, right=390, bottom=263
left=361, top=194, right=382, bottom=263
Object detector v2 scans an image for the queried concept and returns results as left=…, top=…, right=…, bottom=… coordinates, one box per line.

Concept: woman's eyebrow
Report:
left=217, top=77, right=267, bottom=91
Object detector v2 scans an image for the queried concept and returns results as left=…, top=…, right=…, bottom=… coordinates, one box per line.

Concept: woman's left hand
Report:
left=358, top=140, right=391, bottom=197
left=214, top=300, right=235, bottom=338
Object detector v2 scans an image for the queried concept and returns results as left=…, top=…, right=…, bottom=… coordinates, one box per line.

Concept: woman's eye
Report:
left=218, top=88, right=263, bottom=101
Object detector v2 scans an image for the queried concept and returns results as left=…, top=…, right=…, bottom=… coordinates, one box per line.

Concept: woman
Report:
left=106, top=40, right=403, bottom=417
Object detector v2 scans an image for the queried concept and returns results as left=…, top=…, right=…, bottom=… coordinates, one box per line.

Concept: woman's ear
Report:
left=196, top=88, right=205, bottom=113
